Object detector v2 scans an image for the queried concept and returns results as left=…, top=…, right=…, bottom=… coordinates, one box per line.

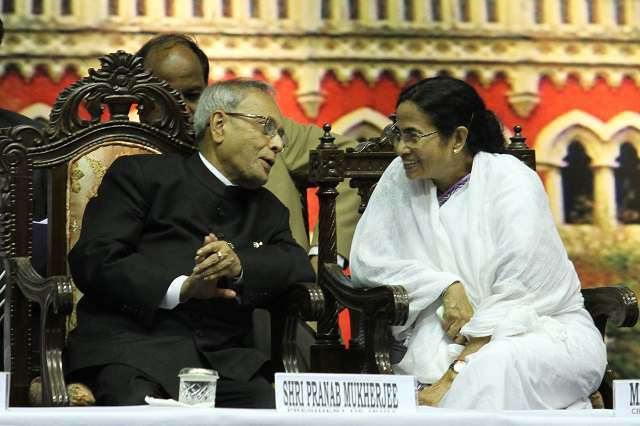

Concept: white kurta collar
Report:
left=198, top=152, right=235, bottom=187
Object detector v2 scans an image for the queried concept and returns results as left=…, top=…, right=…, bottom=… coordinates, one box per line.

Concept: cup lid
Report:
left=178, top=368, right=219, bottom=378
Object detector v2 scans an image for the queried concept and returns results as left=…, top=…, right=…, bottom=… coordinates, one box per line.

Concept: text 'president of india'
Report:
left=63, top=79, right=315, bottom=408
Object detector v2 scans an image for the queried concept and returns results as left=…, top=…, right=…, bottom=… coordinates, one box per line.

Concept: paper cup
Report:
left=178, top=368, right=219, bottom=407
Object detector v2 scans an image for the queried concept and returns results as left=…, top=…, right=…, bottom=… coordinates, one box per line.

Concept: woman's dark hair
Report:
left=136, top=34, right=209, bottom=85
left=397, top=76, right=505, bottom=155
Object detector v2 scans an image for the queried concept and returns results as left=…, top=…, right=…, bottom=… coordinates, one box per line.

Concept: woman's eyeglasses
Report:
left=225, top=112, right=289, bottom=150
left=385, top=115, right=439, bottom=149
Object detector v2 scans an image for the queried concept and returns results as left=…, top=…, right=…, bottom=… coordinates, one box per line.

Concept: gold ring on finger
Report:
left=217, top=251, right=224, bottom=260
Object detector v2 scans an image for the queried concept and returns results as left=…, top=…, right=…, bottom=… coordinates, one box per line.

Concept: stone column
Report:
left=388, top=0, right=402, bottom=25
left=539, top=163, right=566, bottom=224
left=571, top=0, right=587, bottom=25
left=508, top=69, right=541, bottom=118
left=174, top=0, right=190, bottom=19
left=295, top=65, right=325, bottom=119
left=545, top=0, right=561, bottom=26
left=626, top=0, right=639, bottom=30
left=413, top=0, right=428, bottom=25
left=233, top=0, right=248, bottom=20
left=295, top=0, right=321, bottom=30
left=360, top=0, right=375, bottom=24
left=592, top=161, right=618, bottom=229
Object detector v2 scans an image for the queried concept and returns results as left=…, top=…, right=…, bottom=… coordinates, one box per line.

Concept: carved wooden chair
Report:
left=0, top=50, right=196, bottom=406
left=293, top=124, right=639, bottom=409
left=0, top=50, right=301, bottom=406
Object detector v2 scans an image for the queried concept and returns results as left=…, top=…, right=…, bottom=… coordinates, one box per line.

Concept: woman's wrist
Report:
left=441, top=281, right=460, bottom=298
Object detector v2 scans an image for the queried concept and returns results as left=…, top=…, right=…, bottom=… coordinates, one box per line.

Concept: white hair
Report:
left=193, top=78, right=275, bottom=141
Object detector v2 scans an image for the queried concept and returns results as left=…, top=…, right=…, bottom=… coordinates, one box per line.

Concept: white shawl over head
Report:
left=350, top=152, right=585, bottom=381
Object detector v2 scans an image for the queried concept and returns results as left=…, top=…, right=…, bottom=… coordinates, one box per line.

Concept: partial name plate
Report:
left=275, top=372, right=416, bottom=414
left=614, top=379, right=640, bottom=416
left=0, top=372, right=9, bottom=409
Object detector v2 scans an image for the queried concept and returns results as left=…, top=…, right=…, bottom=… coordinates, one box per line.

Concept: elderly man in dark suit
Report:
left=64, top=78, right=315, bottom=407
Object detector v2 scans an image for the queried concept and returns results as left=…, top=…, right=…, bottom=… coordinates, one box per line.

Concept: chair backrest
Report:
left=0, top=50, right=196, bottom=406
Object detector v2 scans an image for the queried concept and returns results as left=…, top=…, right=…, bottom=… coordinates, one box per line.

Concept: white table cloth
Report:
left=0, top=406, right=639, bottom=426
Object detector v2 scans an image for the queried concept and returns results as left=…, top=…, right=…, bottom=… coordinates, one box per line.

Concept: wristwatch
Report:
left=449, top=359, right=466, bottom=374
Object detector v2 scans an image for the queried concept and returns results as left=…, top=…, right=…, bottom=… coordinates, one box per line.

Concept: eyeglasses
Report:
left=386, top=115, right=439, bottom=149
left=225, top=112, right=288, bottom=150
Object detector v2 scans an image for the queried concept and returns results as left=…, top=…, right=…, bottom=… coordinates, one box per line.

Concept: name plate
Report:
left=275, top=372, right=417, bottom=414
left=614, top=379, right=640, bottom=416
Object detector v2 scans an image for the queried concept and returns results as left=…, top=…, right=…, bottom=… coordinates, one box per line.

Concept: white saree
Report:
left=350, top=152, right=606, bottom=410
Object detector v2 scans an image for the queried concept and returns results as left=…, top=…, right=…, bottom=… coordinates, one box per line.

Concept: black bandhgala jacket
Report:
left=64, top=153, right=315, bottom=398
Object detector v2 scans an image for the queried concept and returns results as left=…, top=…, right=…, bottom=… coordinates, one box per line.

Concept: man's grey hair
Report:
left=193, top=78, right=275, bottom=141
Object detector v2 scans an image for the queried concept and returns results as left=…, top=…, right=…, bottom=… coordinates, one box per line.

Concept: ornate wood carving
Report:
left=309, top=124, right=343, bottom=344
left=506, top=125, right=536, bottom=171
left=46, top=51, right=195, bottom=146
left=0, top=51, right=201, bottom=407
left=0, top=126, right=39, bottom=406
left=303, top=124, right=407, bottom=374
left=10, top=257, right=72, bottom=406
left=282, top=282, right=326, bottom=373
left=320, top=264, right=408, bottom=374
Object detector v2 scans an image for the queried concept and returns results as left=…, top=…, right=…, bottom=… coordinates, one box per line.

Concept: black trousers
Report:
left=74, top=363, right=275, bottom=408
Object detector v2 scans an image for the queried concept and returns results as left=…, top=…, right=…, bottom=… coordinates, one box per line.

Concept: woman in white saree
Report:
left=350, top=77, right=606, bottom=410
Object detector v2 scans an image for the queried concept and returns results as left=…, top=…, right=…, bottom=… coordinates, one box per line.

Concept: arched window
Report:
left=32, top=0, right=43, bottom=14
left=615, top=143, right=640, bottom=224
left=348, top=0, right=359, bottom=20
left=277, top=0, right=288, bottom=19
left=321, top=0, right=332, bottom=19
left=562, top=141, right=594, bottom=224
left=2, top=0, right=15, bottom=14
left=614, top=0, right=626, bottom=25
left=108, top=0, right=118, bottom=16
left=403, top=0, right=414, bottom=21
left=60, top=0, right=72, bottom=15
left=344, top=123, right=384, bottom=142
left=458, top=0, right=470, bottom=22
left=377, top=0, right=388, bottom=20
left=431, top=0, right=442, bottom=21
left=165, top=0, right=174, bottom=16
left=486, top=0, right=498, bottom=22
left=533, top=0, right=544, bottom=23
left=249, top=0, right=260, bottom=18
left=192, top=0, right=203, bottom=16
left=136, top=0, right=146, bottom=15
left=222, top=0, right=232, bottom=17
left=585, top=0, right=597, bottom=23
left=560, top=0, right=571, bottom=23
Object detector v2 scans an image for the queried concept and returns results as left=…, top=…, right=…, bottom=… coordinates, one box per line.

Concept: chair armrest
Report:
left=7, top=257, right=73, bottom=406
left=286, top=281, right=325, bottom=321
left=582, top=285, right=638, bottom=336
left=10, top=257, right=73, bottom=316
left=582, top=285, right=638, bottom=409
left=265, top=282, right=325, bottom=374
left=320, top=263, right=408, bottom=326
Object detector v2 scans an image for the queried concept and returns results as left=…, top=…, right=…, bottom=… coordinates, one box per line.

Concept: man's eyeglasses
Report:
left=225, top=112, right=288, bottom=150
left=385, top=115, right=439, bottom=149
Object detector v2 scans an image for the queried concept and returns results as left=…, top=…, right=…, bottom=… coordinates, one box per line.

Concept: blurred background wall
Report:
left=2, top=0, right=640, bottom=376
